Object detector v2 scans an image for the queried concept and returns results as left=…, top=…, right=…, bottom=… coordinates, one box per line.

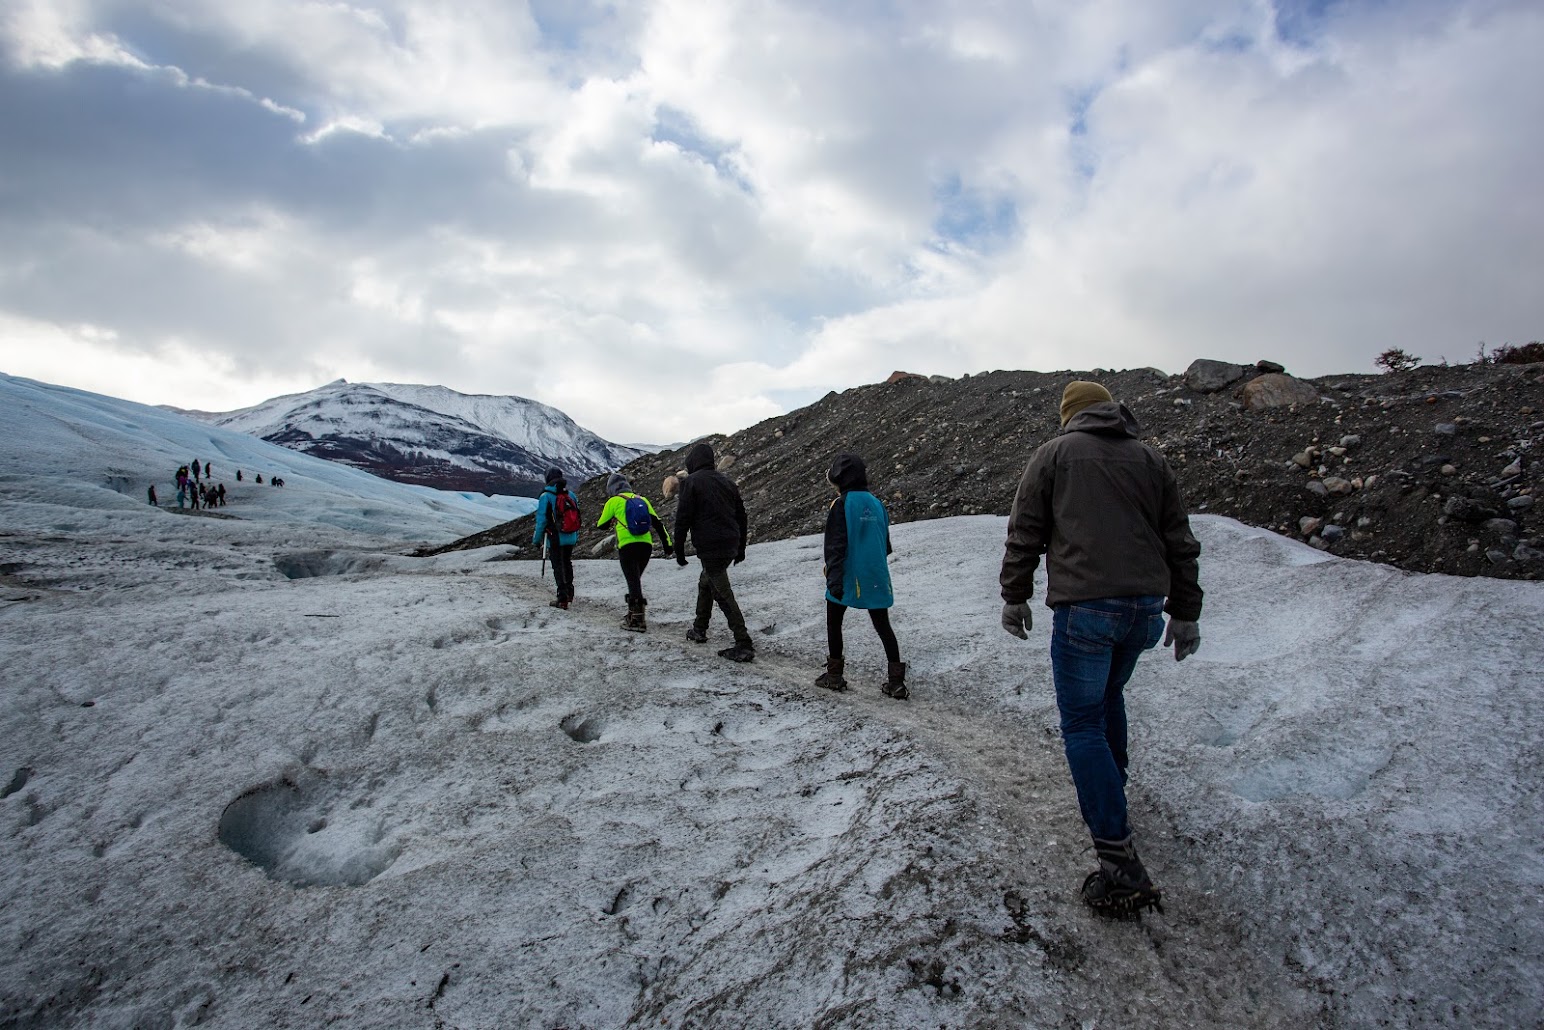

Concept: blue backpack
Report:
left=623, top=495, right=652, bottom=535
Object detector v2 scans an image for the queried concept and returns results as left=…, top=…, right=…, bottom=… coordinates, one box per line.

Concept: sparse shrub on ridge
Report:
left=1490, top=341, right=1544, bottom=365
left=1375, top=347, right=1421, bottom=373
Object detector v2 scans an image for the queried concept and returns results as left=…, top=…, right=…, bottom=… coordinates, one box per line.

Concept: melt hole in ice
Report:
left=2, top=766, right=32, bottom=799
left=272, top=551, right=382, bottom=580
left=217, top=775, right=398, bottom=887
left=560, top=714, right=604, bottom=744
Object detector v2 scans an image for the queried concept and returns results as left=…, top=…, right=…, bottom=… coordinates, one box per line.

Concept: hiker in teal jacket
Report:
left=814, top=453, right=907, bottom=699
left=532, top=467, right=580, bottom=608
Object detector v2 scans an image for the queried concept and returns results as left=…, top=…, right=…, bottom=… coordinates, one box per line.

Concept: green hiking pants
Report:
left=694, top=556, right=751, bottom=647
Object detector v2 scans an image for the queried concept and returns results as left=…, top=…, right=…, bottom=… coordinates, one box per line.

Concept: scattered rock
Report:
left=1434, top=423, right=1458, bottom=436
left=1508, top=495, right=1535, bottom=511
left=1444, top=495, right=1505, bottom=522
left=1321, top=524, right=1345, bottom=542
left=1240, top=374, right=1322, bottom=410
left=1256, top=360, right=1287, bottom=375
left=1184, top=359, right=1253, bottom=394
left=1322, top=477, right=1354, bottom=496
left=1483, top=518, right=1519, bottom=538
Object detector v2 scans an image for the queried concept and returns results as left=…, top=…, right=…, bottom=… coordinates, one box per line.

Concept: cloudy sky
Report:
left=0, top=0, right=1539, bottom=444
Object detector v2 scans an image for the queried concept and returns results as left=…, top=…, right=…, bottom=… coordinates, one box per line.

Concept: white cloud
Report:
left=0, top=0, right=1539, bottom=443
left=0, top=312, right=319, bottom=410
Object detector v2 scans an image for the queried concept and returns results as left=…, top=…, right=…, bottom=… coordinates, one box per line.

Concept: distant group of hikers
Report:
left=533, top=381, right=1205, bottom=917
left=147, top=459, right=285, bottom=511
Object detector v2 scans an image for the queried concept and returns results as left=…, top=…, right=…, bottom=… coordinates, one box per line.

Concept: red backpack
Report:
left=551, top=490, right=581, bottom=534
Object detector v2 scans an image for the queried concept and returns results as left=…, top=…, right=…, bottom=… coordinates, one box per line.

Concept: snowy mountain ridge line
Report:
left=177, top=379, right=647, bottom=497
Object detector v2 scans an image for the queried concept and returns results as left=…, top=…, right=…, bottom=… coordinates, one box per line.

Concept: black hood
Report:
left=685, top=442, right=716, bottom=473
left=827, top=452, right=869, bottom=492
left=1062, top=401, right=1142, bottom=438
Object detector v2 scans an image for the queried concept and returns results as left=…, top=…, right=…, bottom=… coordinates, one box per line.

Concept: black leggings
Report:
left=619, top=541, right=652, bottom=600
left=826, top=600, right=900, bottom=663
left=550, top=543, right=574, bottom=601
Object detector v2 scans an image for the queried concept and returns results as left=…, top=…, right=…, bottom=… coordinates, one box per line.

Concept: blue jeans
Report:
left=1050, top=596, right=1166, bottom=841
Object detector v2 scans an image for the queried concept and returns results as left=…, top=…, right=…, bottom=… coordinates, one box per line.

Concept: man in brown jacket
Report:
left=1000, top=381, right=1203, bottom=915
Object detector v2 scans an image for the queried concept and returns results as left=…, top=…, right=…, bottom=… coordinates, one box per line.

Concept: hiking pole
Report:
left=540, top=537, right=549, bottom=579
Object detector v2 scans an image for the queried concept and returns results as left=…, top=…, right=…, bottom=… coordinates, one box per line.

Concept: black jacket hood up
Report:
left=685, top=442, right=716, bottom=474
left=827, top=453, right=869, bottom=492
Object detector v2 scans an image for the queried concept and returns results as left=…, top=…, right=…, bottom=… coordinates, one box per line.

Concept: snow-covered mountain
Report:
left=0, top=372, right=534, bottom=542
left=185, top=380, right=644, bottom=497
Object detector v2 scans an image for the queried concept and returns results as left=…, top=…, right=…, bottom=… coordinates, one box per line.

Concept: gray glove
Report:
left=1001, top=602, right=1032, bottom=640
left=1164, top=618, right=1200, bottom=662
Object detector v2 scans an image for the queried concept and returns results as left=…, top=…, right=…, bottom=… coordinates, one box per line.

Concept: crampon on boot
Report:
left=1081, top=834, right=1163, bottom=916
left=814, top=656, right=847, bottom=691
left=620, top=595, right=646, bottom=633
left=881, top=661, right=908, bottom=700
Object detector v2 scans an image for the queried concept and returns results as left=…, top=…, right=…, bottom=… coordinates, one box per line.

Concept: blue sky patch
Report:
left=1274, top=0, right=1344, bottom=46
left=930, top=174, right=1018, bottom=252
left=651, top=106, right=754, bottom=193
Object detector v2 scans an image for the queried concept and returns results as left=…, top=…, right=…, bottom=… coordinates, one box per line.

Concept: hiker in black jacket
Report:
left=673, top=442, right=754, bottom=662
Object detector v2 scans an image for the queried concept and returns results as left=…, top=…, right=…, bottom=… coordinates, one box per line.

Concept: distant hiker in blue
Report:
left=815, top=453, right=907, bottom=699
left=533, top=467, right=581, bottom=609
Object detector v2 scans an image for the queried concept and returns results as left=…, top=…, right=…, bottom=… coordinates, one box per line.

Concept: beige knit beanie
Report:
left=1059, top=381, right=1114, bottom=426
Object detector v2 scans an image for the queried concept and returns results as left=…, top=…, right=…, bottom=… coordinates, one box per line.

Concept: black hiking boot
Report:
left=1081, top=834, right=1163, bottom=916
left=717, top=643, right=755, bottom=663
left=549, top=598, right=568, bottom=610
left=621, top=595, right=646, bottom=633
left=881, top=661, right=908, bottom=700
left=814, top=656, right=847, bottom=691
left=685, top=625, right=708, bottom=644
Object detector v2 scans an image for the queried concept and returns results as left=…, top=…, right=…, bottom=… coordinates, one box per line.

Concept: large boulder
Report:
left=1184, top=358, right=1253, bottom=393
left=1240, top=373, right=1322, bottom=410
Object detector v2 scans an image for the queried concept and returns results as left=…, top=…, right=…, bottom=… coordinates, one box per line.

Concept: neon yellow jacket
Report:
left=597, top=492, right=672, bottom=549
